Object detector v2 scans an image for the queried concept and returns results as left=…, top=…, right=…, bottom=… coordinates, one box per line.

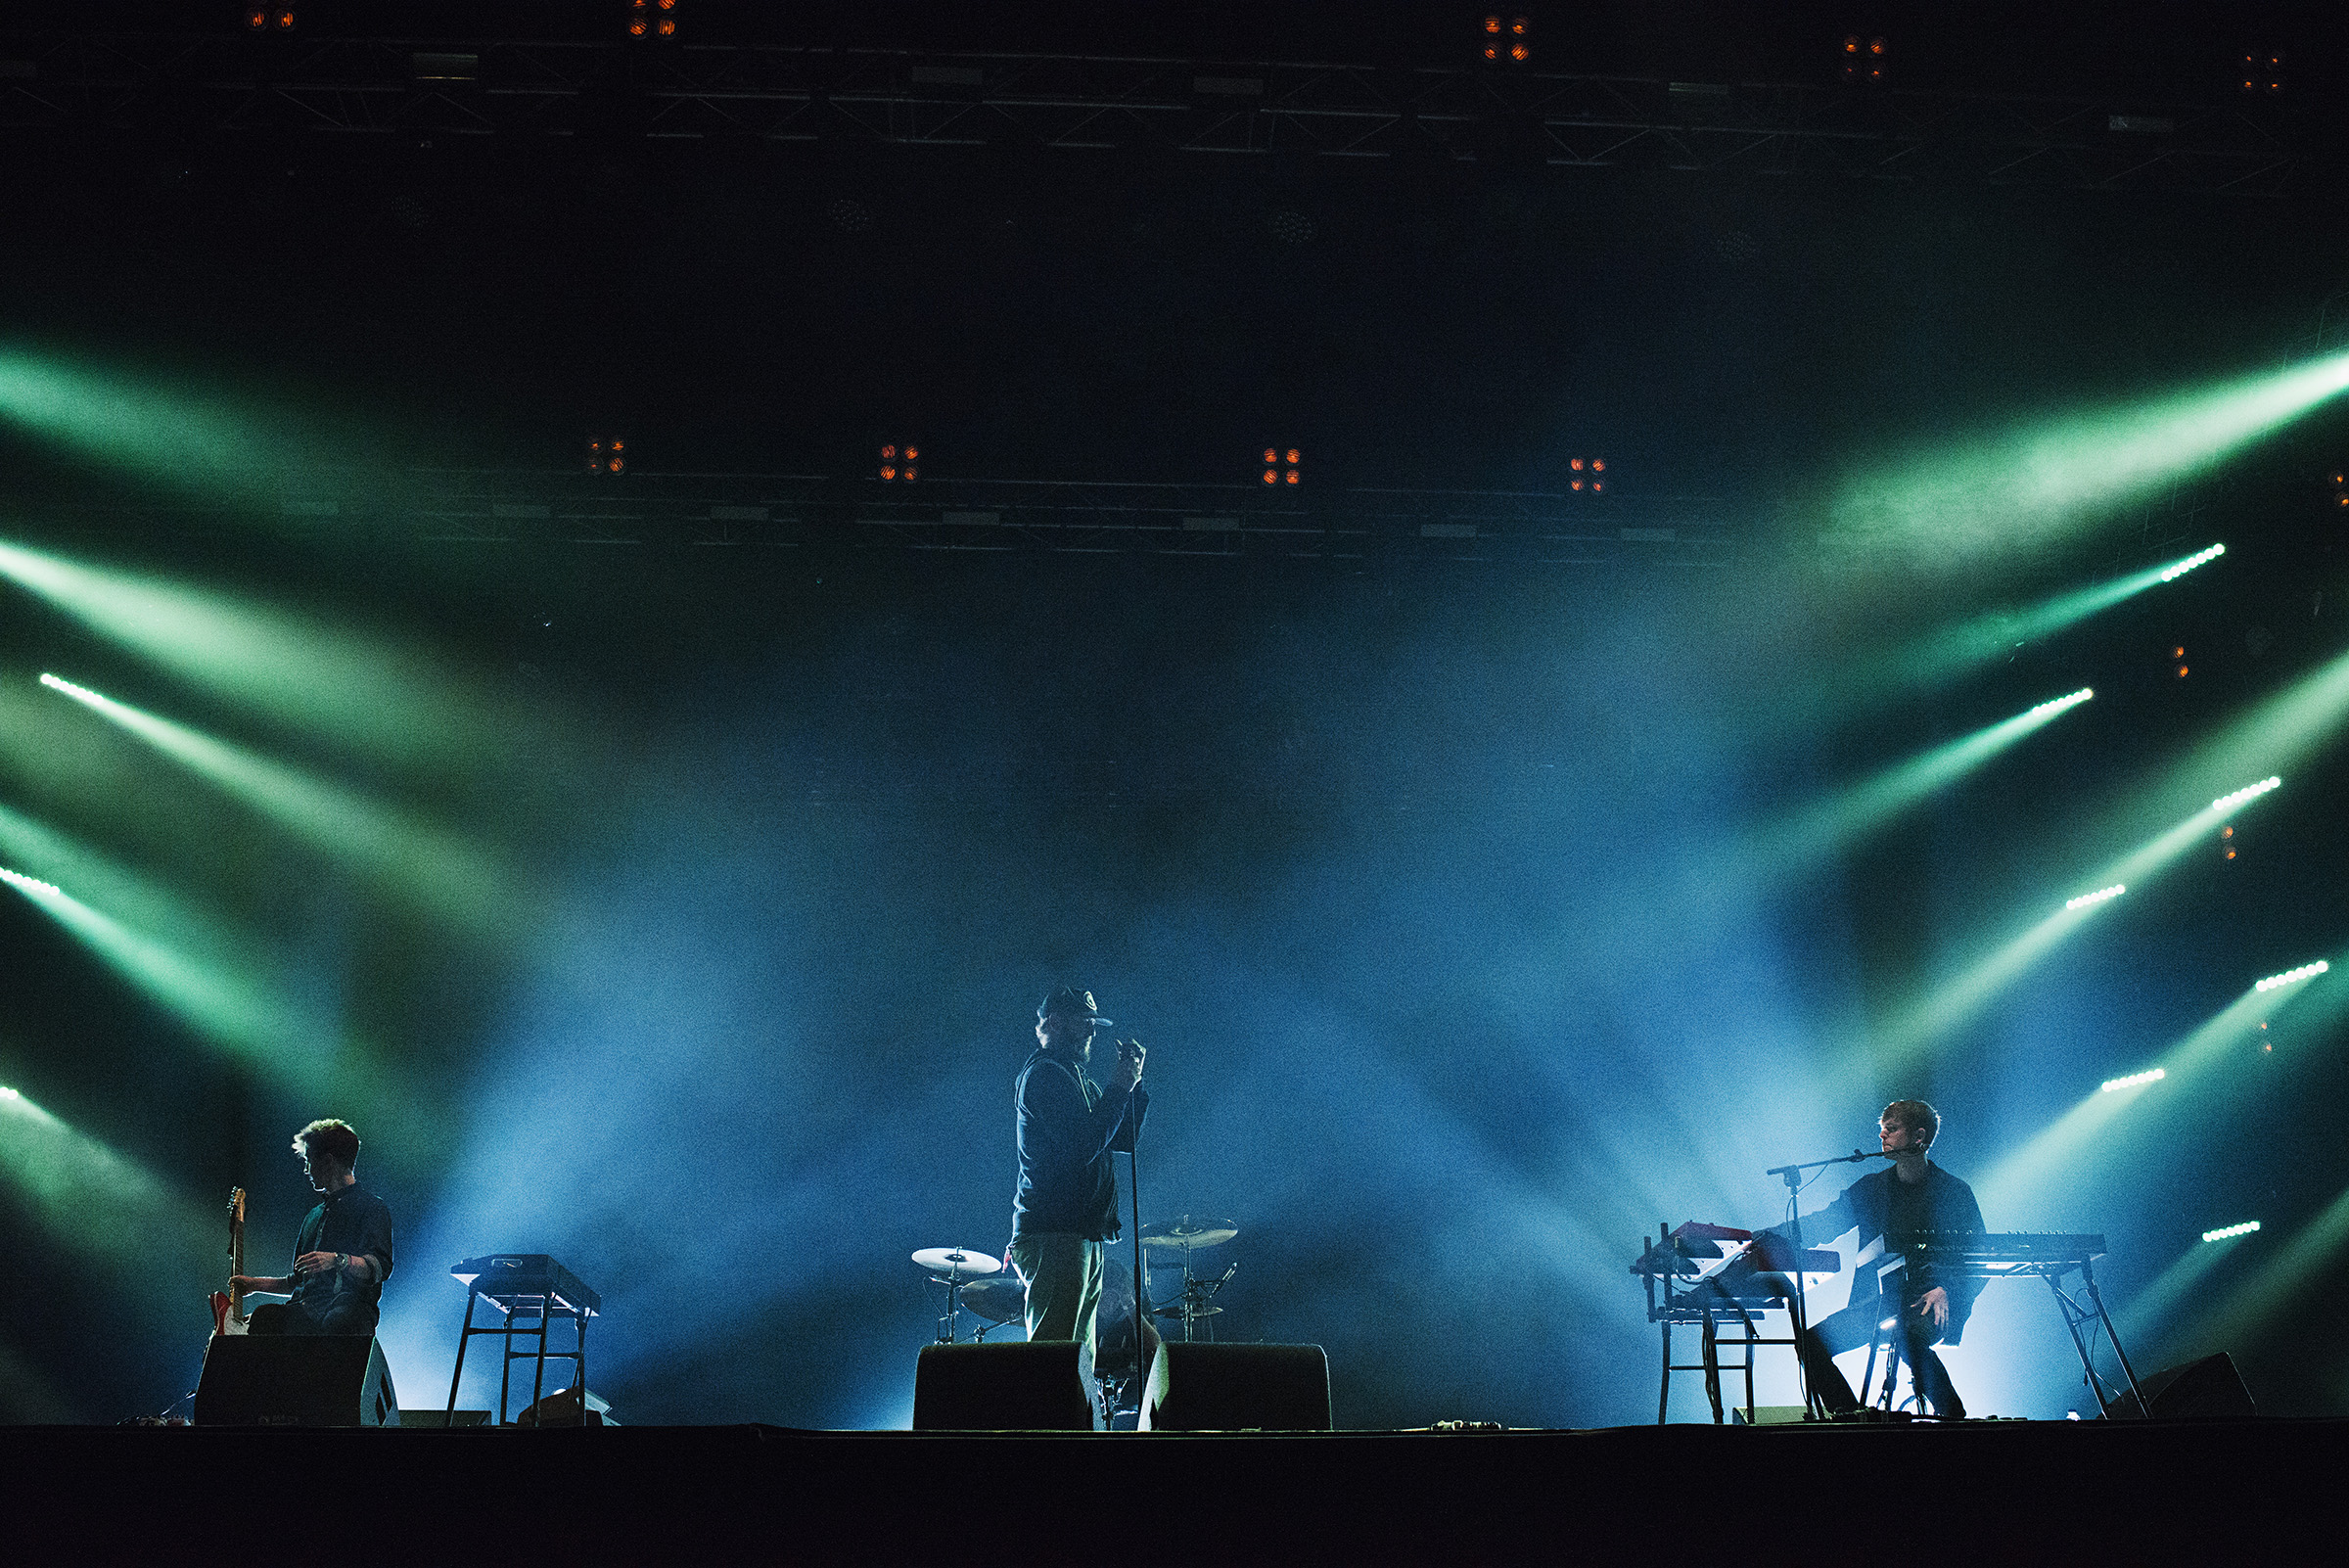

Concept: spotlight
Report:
left=0, top=865, right=62, bottom=899
left=2212, top=776, right=2280, bottom=812
left=2254, top=960, right=2329, bottom=992
left=2159, top=542, right=2226, bottom=581
left=627, top=0, right=678, bottom=41
left=880, top=442, right=918, bottom=483
left=2239, top=52, right=2282, bottom=94
left=1840, top=35, right=1888, bottom=84
left=2065, top=884, right=2125, bottom=910
left=2099, top=1067, right=2165, bottom=1092
left=587, top=437, right=625, bottom=476
left=2202, top=1221, right=2261, bottom=1242
left=244, top=6, right=266, bottom=26
left=1262, top=445, right=1301, bottom=485
left=2031, top=687, right=2095, bottom=718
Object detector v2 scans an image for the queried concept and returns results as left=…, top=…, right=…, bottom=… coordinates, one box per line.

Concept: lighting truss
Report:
left=0, top=36, right=2306, bottom=195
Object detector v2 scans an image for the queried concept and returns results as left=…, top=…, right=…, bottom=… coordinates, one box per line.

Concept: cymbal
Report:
left=1152, top=1302, right=1222, bottom=1317
left=1139, top=1216, right=1237, bottom=1250
left=960, top=1276, right=1027, bottom=1324
left=911, top=1247, right=1001, bottom=1276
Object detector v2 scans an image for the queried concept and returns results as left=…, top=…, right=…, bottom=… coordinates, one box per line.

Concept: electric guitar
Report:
left=208, top=1187, right=250, bottom=1337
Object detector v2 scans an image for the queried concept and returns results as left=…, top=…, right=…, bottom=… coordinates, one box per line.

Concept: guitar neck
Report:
left=227, top=1187, right=247, bottom=1317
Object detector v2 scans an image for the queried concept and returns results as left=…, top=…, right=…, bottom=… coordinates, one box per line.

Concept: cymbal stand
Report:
left=930, top=1266, right=977, bottom=1345
left=1152, top=1245, right=1236, bottom=1343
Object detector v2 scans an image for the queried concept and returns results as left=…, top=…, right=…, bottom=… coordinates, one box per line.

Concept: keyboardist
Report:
left=1750, top=1099, right=1985, bottom=1419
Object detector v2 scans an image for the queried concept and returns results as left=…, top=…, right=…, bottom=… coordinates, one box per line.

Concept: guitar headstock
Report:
left=229, top=1186, right=245, bottom=1223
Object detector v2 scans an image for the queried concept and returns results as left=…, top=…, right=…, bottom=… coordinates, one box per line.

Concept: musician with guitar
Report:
left=1751, top=1099, right=1985, bottom=1418
left=229, top=1119, right=395, bottom=1337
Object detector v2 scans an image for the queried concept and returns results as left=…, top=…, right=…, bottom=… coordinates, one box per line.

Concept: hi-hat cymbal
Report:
left=911, top=1246, right=1001, bottom=1276
left=1139, top=1216, right=1237, bottom=1249
left=961, top=1276, right=1027, bottom=1324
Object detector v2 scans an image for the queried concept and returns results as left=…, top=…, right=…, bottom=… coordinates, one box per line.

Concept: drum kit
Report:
left=909, top=1216, right=1242, bottom=1347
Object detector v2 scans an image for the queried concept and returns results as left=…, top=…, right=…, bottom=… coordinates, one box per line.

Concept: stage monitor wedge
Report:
left=1139, top=1343, right=1332, bottom=1431
left=2103, top=1352, right=2258, bottom=1420
left=913, top=1342, right=1096, bottom=1431
left=193, top=1335, right=398, bottom=1427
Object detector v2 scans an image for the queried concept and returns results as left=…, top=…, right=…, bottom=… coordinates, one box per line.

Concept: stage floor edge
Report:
left=9, top=1418, right=2340, bottom=1560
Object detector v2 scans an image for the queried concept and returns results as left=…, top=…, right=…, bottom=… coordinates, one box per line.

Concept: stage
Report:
left=13, top=1418, right=2339, bottom=1561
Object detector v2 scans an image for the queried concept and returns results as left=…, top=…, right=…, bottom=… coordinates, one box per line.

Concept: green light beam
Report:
left=0, top=862, right=417, bottom=1119
left=1863, top=777, right=2283, bottom=1072
left=1823, top=346, right=2349, bottom=567
left=1766, top=688, right=2093, bottom=866
left=0, top=798, right=229, bottom=942
left=2156, top=639, right=2349, bottom=826
left=2114, top=1231, right=2254, bottom=1350
left=0, top=538, right=508, bottom=772
left=0, top=346, right=330, bottom=496
left=1880, top=545, right=2225, bottom=696
left=1976, top=987, right=2284, bottom=1222
left=0, top=1084, right=216, bottom=1275
left=38, top=672, right=522, bottom=937
left=2192, top=1181, right=2349, bottom=1363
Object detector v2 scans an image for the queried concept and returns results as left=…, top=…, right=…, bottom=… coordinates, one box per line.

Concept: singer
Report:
left=1006, top=985, right=1148, bottom=1357
left=1758, top=1099, right=1985, bottom=1418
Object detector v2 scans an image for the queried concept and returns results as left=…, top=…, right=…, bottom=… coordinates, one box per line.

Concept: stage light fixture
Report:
left=587, top=437, right=625, bottom=475
left=244, top=6, right=266, bottom=26
left=2160, top=542, right=2226, bottom=581
left=2213, top=776, right=2280, bottom=812
left=2099, top=1067, right=2164, bottom=1092
left=879, top=442, right=918, bottom=483
left=1840, top=35, right=1887, bottom=84
left=2254, top=960, right=2329, bottom=992
left=0, top=865, right=62, bottom=899
left=2203, top=1221, right=2261, bottom=1243
left=2065, top=883, right=2125, bottom=910
left=1263, top=446, right=1301, bottom=485
left=627, top=0, right=677, bottom=40
left=2239, top=52, right=2282, bottom=93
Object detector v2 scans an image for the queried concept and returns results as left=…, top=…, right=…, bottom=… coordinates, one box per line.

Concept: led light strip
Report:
left=2160, top=542, right=2227, bottom=582
left=2255, top=960, right=2330, bottom=992
left=2099, top=1067, right=2165, bottom=1092
left=2201, top=1221, right=2261, bottom=1243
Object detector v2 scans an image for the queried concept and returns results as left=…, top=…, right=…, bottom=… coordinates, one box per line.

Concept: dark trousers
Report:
left=249, top=1299, right=376, bottom=1337
left=1798, top=1299, right=1964, bottom=1417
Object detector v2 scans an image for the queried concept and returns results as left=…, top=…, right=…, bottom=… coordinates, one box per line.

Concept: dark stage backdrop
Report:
left=1, top=2, right=2346, bottom=1428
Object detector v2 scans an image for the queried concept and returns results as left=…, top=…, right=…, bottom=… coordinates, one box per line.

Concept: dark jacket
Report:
left=291, top=1181, right=396, bottom=1334
left=1011, top=1049, right=1148, bottom=1241
left=1770, top=1162, right=1987, bottom=1344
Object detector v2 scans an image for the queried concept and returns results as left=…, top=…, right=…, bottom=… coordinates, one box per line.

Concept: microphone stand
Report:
left=1764, top=1149, right=1887, bottom=1419
left=1127, top=1105, right=1146, bottom=1431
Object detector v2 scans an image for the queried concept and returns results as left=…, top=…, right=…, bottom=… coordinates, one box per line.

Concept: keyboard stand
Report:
left=442, top=1256, right=602, bottom=1425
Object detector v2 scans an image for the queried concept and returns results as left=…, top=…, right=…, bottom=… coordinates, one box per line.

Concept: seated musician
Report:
left=229, top=1119, right=394, bottom=1337
left=1755, top=1099, right=1985, bottom=1418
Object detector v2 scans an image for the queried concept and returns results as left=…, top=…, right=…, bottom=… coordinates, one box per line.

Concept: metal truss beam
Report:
left=0, top=33, right=2307, bottom=195
left=17, top=470, right=1735, bottom=569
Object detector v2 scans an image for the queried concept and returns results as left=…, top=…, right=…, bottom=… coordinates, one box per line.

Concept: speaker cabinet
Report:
left=193, top=1335, right=399, bottom=1427
left=1138, top=1343, right=1331, bottom=1431
left=2104, top=1352, right=2258, bottom=1420
left=913, top=1342, right=1096, bottom=1431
